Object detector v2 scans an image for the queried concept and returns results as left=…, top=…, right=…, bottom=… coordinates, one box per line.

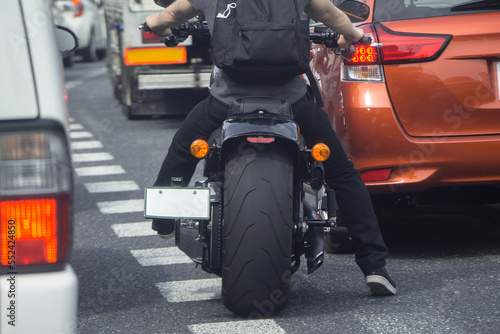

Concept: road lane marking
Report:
left=72, top=152, right=114, bottom=163
left=112, top=222, right=156, bottom=237
left=84, top=180, right=139, bottom=193
left=71, top=140, right=103, bottom=150
left=156, top=278, right=221, bottom=303
left=74, top=165, right=126, bottom=177
left=69, top=123, right=84, bottom=131
left=97, top=199, right=144, bottom=214
left=65, top=81, right=83, bottom=90
left=131, top=247, right=192, bottom=266
left=188, top=320, right=286, bottom=334
left=70, top=131, right=93, bottom=139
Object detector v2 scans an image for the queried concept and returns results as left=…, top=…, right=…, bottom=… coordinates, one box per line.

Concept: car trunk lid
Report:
left=380, top=12, right=500, bottom=137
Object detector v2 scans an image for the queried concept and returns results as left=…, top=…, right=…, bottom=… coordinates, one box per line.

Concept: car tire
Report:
left=82, top=30, right=98, bottom=62
left=63, top=53, right=75, bottom=68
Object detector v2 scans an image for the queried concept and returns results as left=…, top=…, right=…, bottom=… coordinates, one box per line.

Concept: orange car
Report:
left=312, top=0, right=500, bottom=208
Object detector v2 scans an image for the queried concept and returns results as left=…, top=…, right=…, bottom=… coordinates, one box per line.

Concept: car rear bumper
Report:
left=340, top=84, right=500, bottom=194
left=0, top=265, right=78, bottom=334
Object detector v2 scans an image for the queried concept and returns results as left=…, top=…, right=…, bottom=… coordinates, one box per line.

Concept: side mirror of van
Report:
left=154, top=0, right=174, bottom=8
left=56, top=25, right=79, bottom=56
left=339, top=0, right=370, bottom=23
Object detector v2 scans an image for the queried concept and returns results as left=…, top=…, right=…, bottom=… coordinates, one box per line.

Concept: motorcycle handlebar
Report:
left=139, top=19, right=372, bottom=60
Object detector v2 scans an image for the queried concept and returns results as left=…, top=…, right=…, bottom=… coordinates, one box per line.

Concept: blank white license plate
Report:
left=144, top=187, right=210, bottom=220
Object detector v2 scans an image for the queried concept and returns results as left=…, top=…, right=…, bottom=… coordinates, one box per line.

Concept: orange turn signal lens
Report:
left=190, top=139, right=209, bottom=159
left=311, top=143, right=330, bottom=162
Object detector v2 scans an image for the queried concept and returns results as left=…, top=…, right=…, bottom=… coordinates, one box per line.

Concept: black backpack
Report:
left=212, top=0, right=310, bottom=85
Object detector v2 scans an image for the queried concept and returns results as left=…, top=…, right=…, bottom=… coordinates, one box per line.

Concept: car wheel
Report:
left=82, top=30, right=98, bottom=62
left=63, top=53, right=75, bottom=68
left=96, top=48, right=106, bottom=60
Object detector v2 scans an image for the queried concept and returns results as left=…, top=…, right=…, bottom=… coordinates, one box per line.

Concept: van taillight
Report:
left=0, top=196, right=70, bottom=268
left=0, top=129, right=72, bottom=271
left=375, top=24, right=451, bottom=64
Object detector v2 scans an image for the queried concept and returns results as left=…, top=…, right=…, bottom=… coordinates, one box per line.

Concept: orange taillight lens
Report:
left=190, top=139, right=209, bottom=159
left=311, top=143, right=330, bottom=162
left=1, top=199, right=58, bottom=266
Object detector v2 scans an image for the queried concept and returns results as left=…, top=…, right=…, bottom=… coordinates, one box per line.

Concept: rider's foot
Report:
left=152, top=218, right=175, bottom=240
left=365, top=267, right=397, bottom=296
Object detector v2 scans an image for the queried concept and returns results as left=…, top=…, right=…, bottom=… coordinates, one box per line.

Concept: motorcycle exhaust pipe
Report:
left=303, top=201, right=324, bottom=274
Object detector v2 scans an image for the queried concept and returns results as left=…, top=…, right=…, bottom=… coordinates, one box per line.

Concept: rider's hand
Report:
left=337, top=27, right=365, bottom=49
left=145, top=14, right=172, bottom=37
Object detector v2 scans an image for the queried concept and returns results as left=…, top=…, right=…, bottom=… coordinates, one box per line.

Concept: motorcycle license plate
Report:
left=144, top=187, right=210, bottom=220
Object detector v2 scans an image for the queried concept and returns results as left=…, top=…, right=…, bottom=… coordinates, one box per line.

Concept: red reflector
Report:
left=142, top=30, right=164, bottom=44
left=247, top=137, right=275, bottom=144
left=360, top=168, right=392, bottom=182
left=72, top=0, right=84, bottom=17
left=1, top=199, right=59, bottom=266
left=376, top=24, right=451, bottom=64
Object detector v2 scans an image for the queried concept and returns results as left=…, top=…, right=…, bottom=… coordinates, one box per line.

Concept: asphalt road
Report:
left=65, top=60, right=500, bottom=334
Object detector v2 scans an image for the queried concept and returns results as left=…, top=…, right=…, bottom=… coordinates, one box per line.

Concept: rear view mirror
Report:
left=339, top=0, right=370, bottom=23
left=56, top=25, right=79, bottom=56
left=154, top=0, right=174, bottom=8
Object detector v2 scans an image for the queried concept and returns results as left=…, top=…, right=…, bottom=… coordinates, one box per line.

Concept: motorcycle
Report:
left=143, top=0, right=371, bottom=316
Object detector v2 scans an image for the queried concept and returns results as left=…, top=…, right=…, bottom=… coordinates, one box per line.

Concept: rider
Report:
left=145, top=0, right=397, bottom=296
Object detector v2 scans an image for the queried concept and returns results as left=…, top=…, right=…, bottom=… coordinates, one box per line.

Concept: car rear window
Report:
left=373, top=0, right=500, bottom=22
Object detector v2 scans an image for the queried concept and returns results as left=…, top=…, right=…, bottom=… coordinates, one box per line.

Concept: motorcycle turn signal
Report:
left=190, top=139, right=209, bottom=158
left=311, top=143, right=330, bottom=162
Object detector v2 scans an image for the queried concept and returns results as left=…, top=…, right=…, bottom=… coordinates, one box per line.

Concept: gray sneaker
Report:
left=365, top=267, right=397, bottom=296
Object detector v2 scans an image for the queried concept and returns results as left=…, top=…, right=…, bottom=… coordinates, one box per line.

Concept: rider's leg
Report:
left=292, top=91, right=396, bottom=295
left=152, top=95, right=228, bottom=235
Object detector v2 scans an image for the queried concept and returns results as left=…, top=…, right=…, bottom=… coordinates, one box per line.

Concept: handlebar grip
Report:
left=341, top=45, right=356, bottom=60
left=139, top=22, right=153, bottom=33
left=164, top=34, right=179, bottom=48
left=356, top=36, right=372, bottom=46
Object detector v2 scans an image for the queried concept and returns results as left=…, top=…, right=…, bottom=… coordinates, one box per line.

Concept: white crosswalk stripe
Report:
left=97, top=199, right=144, bottom=214
left=74, top=165, right=126, bottom=177
left=69, top=123, right=84, bottom=131
left=188, top=320, right=286, bottom=334
left=71, top=140, right=103, bottom=150
left=84, top=180, right=139, bottom=193
left=72, top=152, right=114, bottom=163
left=70, top=131, right=93, bottom=139
left=156, top=278, right=221, bottom=303
left=131, top=247, right=192, bottom=266
left=112, top=222, right=156, bottom=237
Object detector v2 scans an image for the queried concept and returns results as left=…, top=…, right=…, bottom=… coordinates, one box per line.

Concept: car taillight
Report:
left=342, top=25, right=384, bottom=82
left=375, top=24, right=451, bottom=64
left=0, top=130, right=72, bottom=271
left=342, top=24, right=451, bottom=82
left=142, top=30, right=164, bottom=44
left=72, top=0, right=84, bottom=18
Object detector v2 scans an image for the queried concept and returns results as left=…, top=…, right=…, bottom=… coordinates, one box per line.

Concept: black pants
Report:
left=154, top=91, right=388, bottom=275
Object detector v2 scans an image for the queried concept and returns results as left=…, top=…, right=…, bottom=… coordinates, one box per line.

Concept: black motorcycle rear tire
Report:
left=222, top=143, right=293, bottom=316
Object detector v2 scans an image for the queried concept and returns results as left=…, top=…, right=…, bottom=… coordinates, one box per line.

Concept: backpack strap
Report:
left=306, top=67, right=324, bottom=108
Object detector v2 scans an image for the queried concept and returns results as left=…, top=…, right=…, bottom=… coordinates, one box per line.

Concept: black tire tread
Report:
left=222, top=143, right=293, bottom=316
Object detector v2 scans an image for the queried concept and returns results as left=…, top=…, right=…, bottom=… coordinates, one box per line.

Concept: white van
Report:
left=0, top=0, right=78, bottom=333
